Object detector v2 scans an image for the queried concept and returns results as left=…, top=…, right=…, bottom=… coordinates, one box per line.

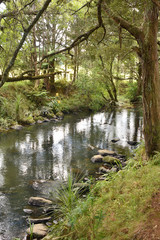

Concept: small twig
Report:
left=71, top=1, right=93, bottom=15
left=20, top=0, right=35, bottom=12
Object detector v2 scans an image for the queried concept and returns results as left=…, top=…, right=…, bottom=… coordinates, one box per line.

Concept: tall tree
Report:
left=101, top=0, right=160, bottom=157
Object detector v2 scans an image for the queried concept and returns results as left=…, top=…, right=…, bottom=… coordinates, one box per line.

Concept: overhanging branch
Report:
left=40, top=0, right=104, bottom=63
left=0, top=0, right=52, bottom=88
left=102, top=2, right=144, bottom=42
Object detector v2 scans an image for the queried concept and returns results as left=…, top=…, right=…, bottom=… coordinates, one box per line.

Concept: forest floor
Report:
left=133, top=191, right=160, bottom=240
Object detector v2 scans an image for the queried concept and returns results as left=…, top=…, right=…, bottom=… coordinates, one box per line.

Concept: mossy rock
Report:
left=98, top=149, right=116, bottom=156
left=102, top=156, right=120, bottom=165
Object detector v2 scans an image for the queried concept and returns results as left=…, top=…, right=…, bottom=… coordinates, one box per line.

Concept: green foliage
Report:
left=29, top=219, right=34, bottom=240
left=56, top=175, right=80, bottom=223
left=15, top=94, right=21, bottom=121
left=25, top=89, right=49, bottom=106
left=125, top=81, right=141, bottom=102
left=151, top=152, right=160, bottom=166
left=59, top=73, right=106, bottom=113
left=46, top=96, right=61, bottom=114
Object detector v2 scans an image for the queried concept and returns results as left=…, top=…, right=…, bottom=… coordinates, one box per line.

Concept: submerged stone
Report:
left=11, top=125, right=23, bottom=130
left=26, top=223, right=48, bottom=238
left=28, top=197, right=53, bottom=207
left=99, top=166, right=110, bottom=174
left=111, top=138, right=120, bottom=143
left=98, top=149, right=116, bottom=156
left=23, top=208, right=33, bottom=214
left=28, top=216, right=52, bottom=224
left=127, top=141, right=138, bottom=146
left=91, top=155, right=103, bottom=163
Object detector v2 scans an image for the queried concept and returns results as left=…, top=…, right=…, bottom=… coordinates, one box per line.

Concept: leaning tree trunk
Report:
left=141, top=3, right=160, bottom=157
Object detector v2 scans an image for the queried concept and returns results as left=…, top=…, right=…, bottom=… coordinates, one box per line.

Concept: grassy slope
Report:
left=44, top=151, right=160, bottom=240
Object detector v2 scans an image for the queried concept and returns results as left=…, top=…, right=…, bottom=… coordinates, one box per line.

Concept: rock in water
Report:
left=102, top=156, right=120, bottom=164
left=28, top=197, right=53, bottom=207
left=91, top=155, right=103, bottom=163
left=28, top=216, right=52, bottom=224
left=98, top=149, right=116, bottom=156
left=127, top=141, right=138, bottom=146
left=111, top=138, right=120, bottom=143
left=88, top=144, right=95, bottom=150
left=23, top=208, right=33, bottom=214
left=26, top=223, right=48, bottom=238
left=99, top=166, right=110, bottom=174
left=11, top=125, right=23, bottom=130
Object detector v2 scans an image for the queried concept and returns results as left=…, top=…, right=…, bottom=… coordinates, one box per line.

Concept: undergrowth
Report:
left=0, top=80, right=108, bottom=130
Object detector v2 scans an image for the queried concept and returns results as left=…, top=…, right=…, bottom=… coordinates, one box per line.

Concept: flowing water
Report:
left=0, top=108, right=143, bottom=239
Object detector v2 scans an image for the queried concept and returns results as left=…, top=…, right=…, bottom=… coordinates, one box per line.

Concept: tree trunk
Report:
left=136, top=61, right=142, bottom=97
left=141, top=3, right=160, bottom=157
left=32, top=25, right=39, bottom=88
left=103, top=1, right=160, bottom=157
left=109, top=59, right=118, bottom=102
left=72, top=45, right=78, bottom=83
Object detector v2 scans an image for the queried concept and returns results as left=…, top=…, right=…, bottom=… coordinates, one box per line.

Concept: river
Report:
left=0, top=108, right=143, bottom=239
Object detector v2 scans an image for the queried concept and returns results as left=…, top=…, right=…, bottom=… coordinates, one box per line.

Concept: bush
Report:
left=125, top=81, right=141, bottom=102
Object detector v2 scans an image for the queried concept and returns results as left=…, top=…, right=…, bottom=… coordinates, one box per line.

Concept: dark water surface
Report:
left=0, top=108, right=143, bottom=239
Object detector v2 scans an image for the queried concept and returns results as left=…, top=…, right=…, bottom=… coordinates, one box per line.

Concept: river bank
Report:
left=0, top=81, right=137, bottom=133
left=42, top=150, right=160, bottom=240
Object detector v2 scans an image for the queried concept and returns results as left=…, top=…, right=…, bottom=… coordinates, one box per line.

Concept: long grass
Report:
left=43, top=150, right=160, bottom=240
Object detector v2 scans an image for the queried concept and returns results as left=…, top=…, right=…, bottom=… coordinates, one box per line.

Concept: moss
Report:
left=103, top=156, right=120, bottom=164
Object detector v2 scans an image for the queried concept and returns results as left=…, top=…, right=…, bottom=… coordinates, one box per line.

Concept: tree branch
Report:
left=0, top=72, right=62, bottom=83
left=151, top=0, right=160, bottom=9
left=102, top=3, right=144, bottom=42
left=20, top=0, right=36, bottom=11
left=40, top=0, right=104, bottom=63
left=0, top=0, right=52, bottom=88
left=71, top=1, right=93, bottom=15
left=0, top=10, right=38, bottom=20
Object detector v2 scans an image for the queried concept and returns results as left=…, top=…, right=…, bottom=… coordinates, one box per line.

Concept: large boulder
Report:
left=98, top=149, right=116, bottom=156
left=91, top=155, right=103, bottom=163
left=28, top=197, right=53, bottom=207
left=102, top=156, right=120, bottom=164
left=26, top=223, right=48, bottom=238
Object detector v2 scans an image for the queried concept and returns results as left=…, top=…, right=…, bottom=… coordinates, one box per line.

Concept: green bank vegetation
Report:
left=43, top=146, right=160, bottom=240
left=0, top=78, right=132, bottom=131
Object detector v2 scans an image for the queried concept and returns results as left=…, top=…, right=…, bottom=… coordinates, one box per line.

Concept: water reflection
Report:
left=0, top=108, right=143, bottom=239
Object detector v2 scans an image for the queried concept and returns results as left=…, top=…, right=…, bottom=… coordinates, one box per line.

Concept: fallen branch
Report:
left=0, top=72, right=62, bottom=83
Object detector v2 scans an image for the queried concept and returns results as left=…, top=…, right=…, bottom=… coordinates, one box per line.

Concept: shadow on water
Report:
left=0, top=108, right=143, bottom=239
